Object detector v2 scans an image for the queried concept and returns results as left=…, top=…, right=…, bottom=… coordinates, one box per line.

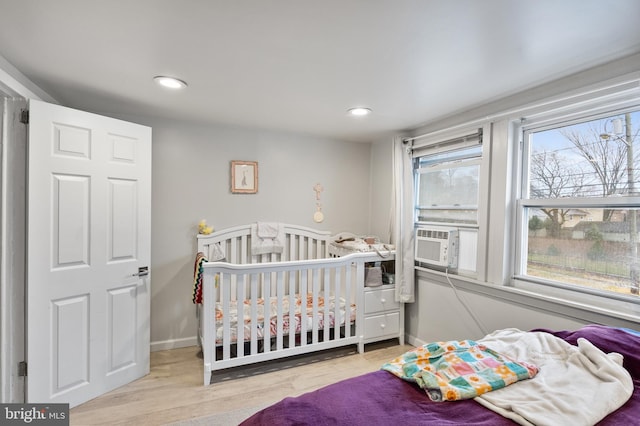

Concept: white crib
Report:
left=196, top=223, right=378, bottom=385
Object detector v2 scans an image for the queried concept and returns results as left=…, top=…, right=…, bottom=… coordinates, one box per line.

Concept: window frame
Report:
left=514, top=102, right=640, bottom=302
left=411, top=127, right=489, bottom=278
left=415, top=150, right=482, bottom=226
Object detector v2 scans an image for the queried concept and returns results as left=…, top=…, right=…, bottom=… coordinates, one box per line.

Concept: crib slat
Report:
left=334, top=266, right=342, bottom=339
left=288, top=233, right=296, bottom=261
left=288, top=271, right=296, bottom=349
left=300, top=269, right=307, bottom=344
left=204, top=272, right=216, bottom=369
left=306, top=238, right=313, bottom=263
left=250, top=274, right=258, bottom=355
left=323, top=267, right=331, bottom=342
left=275, top=271, right=284, bottom=351
left=230, top=238, right=238, bottom=264
left=236, top=271, right=245, bottom=358
left=298, top=236, right=304, bottom=262
left=311, top=268, right=319, bottom=345
left=344, top=263, right=352, bottom=338
left=222, top=273, right=231, bottom=360
left=263, top=271, right=271, bottom=352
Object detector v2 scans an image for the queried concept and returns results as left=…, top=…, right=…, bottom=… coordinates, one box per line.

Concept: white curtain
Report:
left=392, top=136, right=415, bottom=303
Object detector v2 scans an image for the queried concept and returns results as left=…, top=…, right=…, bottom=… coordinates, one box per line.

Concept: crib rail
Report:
left=201, top=253, right=370, bottom=384
left=197, top=223, right=331, bottom=264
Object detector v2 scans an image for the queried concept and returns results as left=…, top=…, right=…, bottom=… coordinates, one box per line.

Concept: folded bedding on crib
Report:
left=214, top=294, right=355, bottom=344
left=250, top=222, right=285, bottom=255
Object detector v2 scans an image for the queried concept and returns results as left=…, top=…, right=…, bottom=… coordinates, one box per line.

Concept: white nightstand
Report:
left=327, top=244, right=404, bottom=352
left=359, top=282, right=404, bottom=352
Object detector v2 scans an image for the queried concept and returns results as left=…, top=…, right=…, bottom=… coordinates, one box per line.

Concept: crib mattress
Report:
left=215, top=294, right=355, bottom=344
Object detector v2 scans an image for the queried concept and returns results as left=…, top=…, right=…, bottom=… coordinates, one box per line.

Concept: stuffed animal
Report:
left=198, top=219, right=214, bottom=235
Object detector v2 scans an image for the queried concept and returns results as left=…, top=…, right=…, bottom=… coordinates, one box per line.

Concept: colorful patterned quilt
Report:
left=382, top=339, right=538, bottom=401
left=215, top=294, right=356, bottom=344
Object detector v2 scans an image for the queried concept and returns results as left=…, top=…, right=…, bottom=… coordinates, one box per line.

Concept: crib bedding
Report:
left=214, top=294, right=356, bottom=344
left=240, top=325, right=640, bottom=426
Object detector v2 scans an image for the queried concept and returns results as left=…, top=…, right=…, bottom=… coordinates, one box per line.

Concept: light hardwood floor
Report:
left=69, top=340, right=412, bottom=425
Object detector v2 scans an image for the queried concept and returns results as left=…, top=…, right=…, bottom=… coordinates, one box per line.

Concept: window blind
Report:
left=410, top=128, right=483, bottom=158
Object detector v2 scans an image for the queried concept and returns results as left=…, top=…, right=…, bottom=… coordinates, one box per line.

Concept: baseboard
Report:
left=406, top=334, right=425, bottom=348
left=151, top=336, right=198, bottom=352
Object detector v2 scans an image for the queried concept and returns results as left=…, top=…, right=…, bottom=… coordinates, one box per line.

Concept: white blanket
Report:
left=251, top=222, right=284, bottom=255
left=475, top=329, right=633, bottom=426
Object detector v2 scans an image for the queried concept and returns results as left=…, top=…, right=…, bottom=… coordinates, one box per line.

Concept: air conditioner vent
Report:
left=414, top=227, right=459, bottom=268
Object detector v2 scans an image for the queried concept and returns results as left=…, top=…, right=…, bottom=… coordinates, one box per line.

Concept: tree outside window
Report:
left=524, top=110, right=640, bottom=296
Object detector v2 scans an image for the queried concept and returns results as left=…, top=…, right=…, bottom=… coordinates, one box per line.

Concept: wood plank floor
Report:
left=69, top=340, right=412, bottom=425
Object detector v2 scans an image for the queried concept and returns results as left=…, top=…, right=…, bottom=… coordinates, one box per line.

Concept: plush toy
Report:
left=198, top=219, right=214, bottom=235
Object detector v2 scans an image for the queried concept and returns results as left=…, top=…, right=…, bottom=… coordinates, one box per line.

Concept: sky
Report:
left=528, top=109, right=640, bottom=197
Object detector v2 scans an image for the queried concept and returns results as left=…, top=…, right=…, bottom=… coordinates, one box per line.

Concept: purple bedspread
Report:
left=240, top=325, right=640, bottom=426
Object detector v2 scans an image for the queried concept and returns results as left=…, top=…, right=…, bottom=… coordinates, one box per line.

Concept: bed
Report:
left=194, top=223, right=390, bottom=385
left=240, top=324, right=640, bottom=425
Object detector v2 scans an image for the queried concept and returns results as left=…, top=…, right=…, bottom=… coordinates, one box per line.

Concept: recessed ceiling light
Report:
left=154, top=76, right=188, bottom=89
left=348, top=107, right=372, bottom=116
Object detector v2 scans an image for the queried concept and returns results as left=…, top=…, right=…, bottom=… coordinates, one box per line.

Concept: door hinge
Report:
left=20, top=109, right=29, bottom=124
left=18, top=361, right=27, bottom=377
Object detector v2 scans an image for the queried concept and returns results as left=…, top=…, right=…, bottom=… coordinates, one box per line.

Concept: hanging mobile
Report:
left=313, top=183, right=324, bottom=223
left=314, top=203, right=324, bottom=223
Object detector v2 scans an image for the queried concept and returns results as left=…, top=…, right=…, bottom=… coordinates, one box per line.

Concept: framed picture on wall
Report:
left=231, top=160, right=258, bottom=193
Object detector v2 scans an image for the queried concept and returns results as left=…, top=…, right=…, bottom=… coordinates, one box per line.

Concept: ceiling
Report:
left=1, top=0, right=640, bottom=143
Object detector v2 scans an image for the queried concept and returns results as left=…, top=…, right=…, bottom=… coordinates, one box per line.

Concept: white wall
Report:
left=368, top=137, right=394, bottom=242
left=407, top=273, right=588, bottom=344
left=406, top=271, right=639, bottom=346
left=123, top=116, right=374, bottom=350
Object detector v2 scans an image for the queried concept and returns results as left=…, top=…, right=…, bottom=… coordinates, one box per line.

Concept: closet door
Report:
left=26, top=99, right=151, bottom=407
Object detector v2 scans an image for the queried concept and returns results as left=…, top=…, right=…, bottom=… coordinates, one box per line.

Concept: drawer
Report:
left=364, top=312, right=400, bottom=340
left=364, top=288, right=400, bottom=314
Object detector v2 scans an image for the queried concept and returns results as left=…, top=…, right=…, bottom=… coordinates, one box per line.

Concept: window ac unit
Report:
left=415, top=227, right=459, bottom=268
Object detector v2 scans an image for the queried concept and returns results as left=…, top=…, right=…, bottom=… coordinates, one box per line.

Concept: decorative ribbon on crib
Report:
left=192, top=251, right=208, bottom=304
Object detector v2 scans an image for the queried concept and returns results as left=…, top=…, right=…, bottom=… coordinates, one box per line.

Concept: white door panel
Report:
left=108, top=178, right=138, bottom=260
left=27, top=99, right=151, bottom=407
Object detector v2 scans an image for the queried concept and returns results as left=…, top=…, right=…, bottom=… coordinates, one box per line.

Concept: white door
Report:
left=26, top=99, right=151, bottom=407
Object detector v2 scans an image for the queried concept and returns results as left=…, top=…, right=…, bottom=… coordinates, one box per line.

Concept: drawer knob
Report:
left=380, top=298, right=386, bottom=303
left=380, top=324, right=386, bottom=328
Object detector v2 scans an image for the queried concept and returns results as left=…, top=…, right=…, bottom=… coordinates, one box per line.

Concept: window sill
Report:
left=416, top=267, right=640, bottom=327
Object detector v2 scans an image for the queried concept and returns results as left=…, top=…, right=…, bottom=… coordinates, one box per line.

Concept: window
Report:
left=415, top=144, right=482, bottom=225
left=518, top=108, right=640, bottom=297
left=413, top=130, right=484, bottom=276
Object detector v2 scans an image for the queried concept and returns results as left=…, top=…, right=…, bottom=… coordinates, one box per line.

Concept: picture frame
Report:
left=231, top=160, right=258, bottom=194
